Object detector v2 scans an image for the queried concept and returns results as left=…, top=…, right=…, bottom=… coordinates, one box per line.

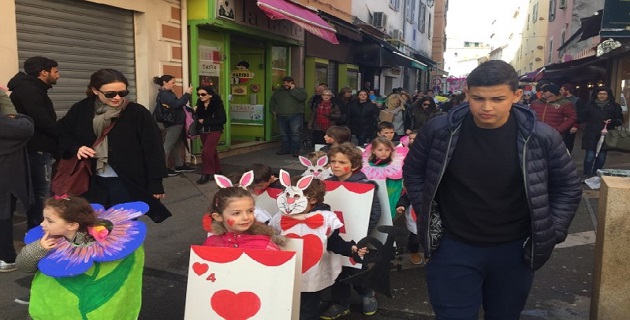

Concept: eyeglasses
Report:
left=422, top=103, right=431, bottom=106
left=99, top=90, right=129, bottom=98
left=198, top=93, right=208, bottom=97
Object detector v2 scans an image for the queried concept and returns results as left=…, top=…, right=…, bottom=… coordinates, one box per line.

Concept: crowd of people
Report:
left=0, top=55, right=621, bottom=320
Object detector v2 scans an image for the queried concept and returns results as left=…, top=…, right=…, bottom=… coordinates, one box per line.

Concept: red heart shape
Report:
left=211, top=290, right=261, bottom=320
left=286, top=233, right=324, bottom=273
left=192, top=262, right=208, bottom=276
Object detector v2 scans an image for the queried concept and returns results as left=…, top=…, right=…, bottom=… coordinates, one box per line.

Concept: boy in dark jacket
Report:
left=323, top=143, right=381, bottom=318
left=403, top=60, right=581, bottom=320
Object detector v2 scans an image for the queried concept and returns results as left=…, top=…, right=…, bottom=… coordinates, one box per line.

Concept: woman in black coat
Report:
left=347, top=90, right=380, bottom=146
left=193, top=86, right=226, bottom=185
left=579, top=86, right=623, bottom=178
left=58, top=69, right=171, bottom=223
left=409, top=96, right=438, bottom=131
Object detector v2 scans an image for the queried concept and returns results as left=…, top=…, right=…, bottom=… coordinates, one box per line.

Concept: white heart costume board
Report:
left=184, top=239, right=302, bottom=320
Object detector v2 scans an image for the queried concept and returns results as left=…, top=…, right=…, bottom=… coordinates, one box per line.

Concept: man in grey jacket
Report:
left=270, top=76, right=307, bottom=157
left=403, top=60, right=581, bottom=319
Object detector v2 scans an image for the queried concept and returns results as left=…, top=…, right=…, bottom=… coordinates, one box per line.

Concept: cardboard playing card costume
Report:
left=22, top=202, right=148, bottom=320
left=184, top=243, right=301, bottom=320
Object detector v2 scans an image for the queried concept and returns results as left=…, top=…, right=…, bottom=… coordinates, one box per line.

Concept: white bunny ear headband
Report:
left=214, top=170, right=254, bottom=189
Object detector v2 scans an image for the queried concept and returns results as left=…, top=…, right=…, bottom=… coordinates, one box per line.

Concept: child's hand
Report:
left=352, top=245, right=369, bottom=258
left=396, top=206, right=405, bottom=214
left=39, top=231, right=57, bottom=251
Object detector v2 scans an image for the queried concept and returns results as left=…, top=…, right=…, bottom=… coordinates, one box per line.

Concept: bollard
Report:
left=591, top=176, right=630, bottom=319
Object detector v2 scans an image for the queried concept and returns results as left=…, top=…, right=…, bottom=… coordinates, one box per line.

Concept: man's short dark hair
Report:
left=24, top=56, right=58, bottom=77
left=467, top=60, right=519, bottom=91
left=282, top=76, right=294, bottom=82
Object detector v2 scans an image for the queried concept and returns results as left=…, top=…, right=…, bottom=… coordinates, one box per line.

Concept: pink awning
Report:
left=257, top=0, right=339, bottom=44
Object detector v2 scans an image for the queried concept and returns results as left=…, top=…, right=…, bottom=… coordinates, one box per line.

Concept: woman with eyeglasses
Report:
left=153, top=75, right=194, bottom=177
left=193, top=86, right=226, bottom=185
left=409, top=96, right=438, bottom=131
left=58, top=69, right=171, bottom=223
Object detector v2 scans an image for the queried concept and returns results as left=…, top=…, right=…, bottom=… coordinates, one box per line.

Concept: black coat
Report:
left=578, top=100, right=623, bottom=150
left=58, top=97, right=171, bottom=222
left=0, top=114, right=33, bottom=219
left=194, top=97, right=226, bottom=132
left=403, top=103, right=582, bottom=271
left=347, top=100, right=380, bottom=137
left=7, top=72, right=59, bottom=154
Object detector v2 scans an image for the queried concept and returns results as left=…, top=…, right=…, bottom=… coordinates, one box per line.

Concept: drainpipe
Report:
left=181, top=0, right=189, bottom=87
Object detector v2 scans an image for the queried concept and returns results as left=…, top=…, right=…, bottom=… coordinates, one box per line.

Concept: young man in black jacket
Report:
left=7, top=56, right=60, bottom=229
left=403, top=60, right=581, bottom=319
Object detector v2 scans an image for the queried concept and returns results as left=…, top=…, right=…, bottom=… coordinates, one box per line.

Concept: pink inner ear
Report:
left=298, top=156, right=312, bottom=167
left=214, top=175, right=233, bottom=188
left=280, top=170, right=291, bottom=187
left=316, top=155, right=328, bottom=167
left=297, top=175, right=314, bottom=190
left=240, top=170, right=254, bottom=187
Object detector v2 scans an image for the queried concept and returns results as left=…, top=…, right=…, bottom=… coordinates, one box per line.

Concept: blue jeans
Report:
left=27, top=151, right=52, bottom=230
left=583, top=149, right=607, bottom=176
left=426, top=236, right=534, bottom=320
left=277, top=114, right=303, bottom=153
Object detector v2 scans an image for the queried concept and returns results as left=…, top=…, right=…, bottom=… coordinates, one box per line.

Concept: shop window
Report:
left=315, top=63, right=328, bottom=88
left=347, top=69, right=359, bottom=92
left=327, top=62, right=338, bottom=93
left=271, top=46, right=288, bottom=90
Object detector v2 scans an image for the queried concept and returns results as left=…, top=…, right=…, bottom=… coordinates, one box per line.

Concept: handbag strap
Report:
left=92, top=121, right=116, bottom=148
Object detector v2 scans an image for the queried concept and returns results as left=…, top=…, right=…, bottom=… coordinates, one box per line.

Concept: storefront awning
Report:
left=536, top=56, right=606, bottom=83
left=357, top=33, right=425, bottom=69
left=519, top=67, right=543, bottom=82
left=257, top=0, right=339, bottom=44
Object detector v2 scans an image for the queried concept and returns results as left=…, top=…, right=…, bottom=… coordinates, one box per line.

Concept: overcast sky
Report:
left=446, top=0, right=513, bottom=42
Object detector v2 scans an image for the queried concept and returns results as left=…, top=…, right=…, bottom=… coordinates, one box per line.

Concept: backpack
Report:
left=153, top=93, right=174, bottom=125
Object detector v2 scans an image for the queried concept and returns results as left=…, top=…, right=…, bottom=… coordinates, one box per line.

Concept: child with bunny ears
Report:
left=268, top=170, right=367, bottom=320
left=202, top=171, right=284, bottom=251
left=299, top=151, right=333, bottom=180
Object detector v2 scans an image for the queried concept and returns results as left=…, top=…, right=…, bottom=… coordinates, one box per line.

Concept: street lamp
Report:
left=426, top=0, right=435, bottom=8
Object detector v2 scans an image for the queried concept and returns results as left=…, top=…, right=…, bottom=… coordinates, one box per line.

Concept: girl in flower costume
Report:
left=361, top=136, right=408, bottom=219
left=16, top=196, right=148, bottom=320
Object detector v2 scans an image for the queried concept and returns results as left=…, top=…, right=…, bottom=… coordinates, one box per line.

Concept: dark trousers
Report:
left=330, top=266, right=372, bottom=307
left=0, top=196, right=17, bottom=263
left=300, top=291, right=322, bottom=320
left=563, top=131, right=576, bottom=153
left=26, top=151, right=52, bottom=230
left=426, top=236, right=534, bottom=320
left=84, top=176, right=133, bottom=209
left=407, top=232, right=420, bottom=253
left=200, top=131, right=223, bottom=175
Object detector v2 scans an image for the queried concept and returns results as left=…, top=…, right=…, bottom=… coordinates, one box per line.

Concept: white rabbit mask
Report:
left=299, top=155, right=333, bottom=180
left=276, top=169, right=314, bottom=215
left=214, top=170, right=254, bottom=189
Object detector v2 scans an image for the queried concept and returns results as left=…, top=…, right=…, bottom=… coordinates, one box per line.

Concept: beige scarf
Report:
left=93, top=98, right=128, bottom=173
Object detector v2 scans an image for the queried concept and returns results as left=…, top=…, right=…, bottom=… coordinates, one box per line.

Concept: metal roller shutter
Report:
left=15, top=0, right=136, bottom=116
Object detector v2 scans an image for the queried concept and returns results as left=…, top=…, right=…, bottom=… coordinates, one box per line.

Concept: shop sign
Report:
left=230, top=104, right=264, bottom=125
left=199, top=62, right=220, bottom=77
left=217, top=0, right=304, bottom=42
left=231, top=60, right=255, bottom=84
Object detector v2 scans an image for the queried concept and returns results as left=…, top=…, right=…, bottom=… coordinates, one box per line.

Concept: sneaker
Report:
left=174, top=165, right=195, bottom=173
left=320, top=304, right=349, bottom=319
left=409, top=252, right=424, bottom=265
left=361, top=291, right=378, bottom=316
left=0, top=260, right=16, bottom=272
left=167, top=169, right=179, bottom=177
left=14, top=295, right=29, bottom=305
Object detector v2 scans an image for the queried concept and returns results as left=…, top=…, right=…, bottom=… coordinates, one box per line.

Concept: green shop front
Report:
left=187, top=0, right=338, bottom=149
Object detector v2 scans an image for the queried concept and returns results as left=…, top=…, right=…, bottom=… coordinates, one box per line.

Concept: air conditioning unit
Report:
left=372, top=12, right=388, bottom=29
left=392, top=29, right=404, bottom=40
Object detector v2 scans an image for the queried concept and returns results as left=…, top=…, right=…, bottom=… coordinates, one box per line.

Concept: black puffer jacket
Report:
left=347, top=100, right=379, bottom=137
left=403, top=103, right=581, bottom=271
